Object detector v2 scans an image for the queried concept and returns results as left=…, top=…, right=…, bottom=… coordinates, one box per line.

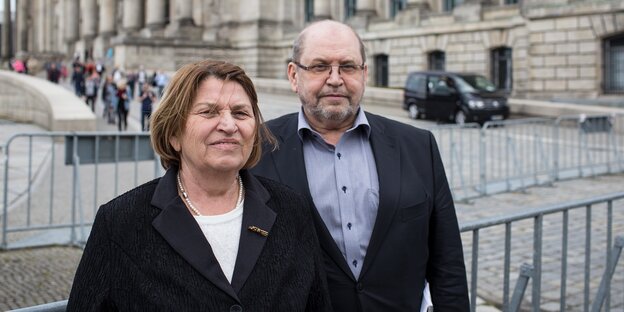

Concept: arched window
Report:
left=491, top=47, right=513, bottom=91
left=604, top=34, right=624, bottom=93
left=375, top=54, right=389, bottom=87
left=428, top=50, right=445, bottom=71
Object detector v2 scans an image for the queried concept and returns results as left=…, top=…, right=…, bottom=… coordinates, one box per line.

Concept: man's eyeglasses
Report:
left=293, top=62, right=365, bottom=76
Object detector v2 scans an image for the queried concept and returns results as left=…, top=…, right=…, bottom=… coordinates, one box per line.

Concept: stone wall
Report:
left=0, top=70, right=96, bottom=131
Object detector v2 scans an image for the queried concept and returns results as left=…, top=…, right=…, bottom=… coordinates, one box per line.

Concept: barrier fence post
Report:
left=510, top=263, right=534, bottom=312
left=591, top=236, right=624, bottom=312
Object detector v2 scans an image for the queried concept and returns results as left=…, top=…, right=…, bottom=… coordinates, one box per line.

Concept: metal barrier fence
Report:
left=9, top=192, right=624, bottom=312
left=1, top=132, right=161, bottom=249
left=461, top=192, right=624, bottom=311
left=429, top=114, right=624, bottom=201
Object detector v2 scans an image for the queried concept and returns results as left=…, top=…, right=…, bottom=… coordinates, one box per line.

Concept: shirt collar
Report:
left=297, top=107, right=371, bottom=141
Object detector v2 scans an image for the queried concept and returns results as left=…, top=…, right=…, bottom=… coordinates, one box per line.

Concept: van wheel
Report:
left=408, top=104, right=420, bottom=119
left=455, top=110, right=466, bottom=125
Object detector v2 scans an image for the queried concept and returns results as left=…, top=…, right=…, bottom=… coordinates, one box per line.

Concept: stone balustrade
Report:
left=0, top=70, right=96, bottom=131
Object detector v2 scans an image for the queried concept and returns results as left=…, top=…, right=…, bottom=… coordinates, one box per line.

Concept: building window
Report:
left=604, top=34, right=624, bottom=93
left=345, top=0, right=357, bottom=19
left=164, top=0, right=170, bottom=24
left=443, top=0, right=463, bottom=12
left=504, top=0, right=519, bottom=4
left=428, top=51, right=445, bottom=71
left=389, top=0, right=407, bottom=18
left=375, top=54, right=389, bottom=87
left=305, top=0, right=314, bottom=22
left=491, top=47, right=513, bottom=91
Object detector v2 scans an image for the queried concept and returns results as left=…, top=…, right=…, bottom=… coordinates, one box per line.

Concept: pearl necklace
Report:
left=177, top=173, right=244, bottom=217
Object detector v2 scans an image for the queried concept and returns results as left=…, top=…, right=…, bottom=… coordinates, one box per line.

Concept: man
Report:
left=251, top=20, right=469, bottom=311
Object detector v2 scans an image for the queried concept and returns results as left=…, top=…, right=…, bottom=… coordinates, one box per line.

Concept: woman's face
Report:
left=171, top=77, right=256, bottom=175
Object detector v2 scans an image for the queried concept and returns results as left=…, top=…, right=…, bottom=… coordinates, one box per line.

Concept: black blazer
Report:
left=67, top=169, right=331, bottom=311
left=251, top=112, right=470, bottom=311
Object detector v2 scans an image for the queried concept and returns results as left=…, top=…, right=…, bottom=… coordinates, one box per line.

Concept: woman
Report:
left=67, top=60, right=330, bottom=311
left=116, top=80, right=129, bottom=131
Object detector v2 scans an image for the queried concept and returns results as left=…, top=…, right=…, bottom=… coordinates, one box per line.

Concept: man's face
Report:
left=287, top=23, right=367, bottom=127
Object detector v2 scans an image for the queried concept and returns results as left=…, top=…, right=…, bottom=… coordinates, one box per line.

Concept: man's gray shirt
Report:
left=298, top=108, right=379, bottom=279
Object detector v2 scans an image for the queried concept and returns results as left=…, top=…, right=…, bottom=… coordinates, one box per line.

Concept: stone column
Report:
left=314, top=0, right=331, bottom=20
left=80, top=0, right=98, bottom=39
left=16, top=0, right=29, bottom=53
left=99, top=0, right=117, bottom=36
left=174, top=0, right=193, bottom=26
left=146, top=0, right=167, bottom=29
left=123, top=0, right=145, bottom=31
left=64, top=0, right=79, bottom=43
left=2, top=0, right=11, bottom=60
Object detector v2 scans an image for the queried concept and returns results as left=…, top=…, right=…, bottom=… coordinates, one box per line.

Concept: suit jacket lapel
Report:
left=151, top=169, right=240, bottom=303
left=360, top=113, right=401, bottom=278
left=272, top=115, right=356, bottom=281
left=230, top=171, right=277, bottom=293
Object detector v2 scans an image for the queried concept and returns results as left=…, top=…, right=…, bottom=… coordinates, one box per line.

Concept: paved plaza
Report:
left=0, top=91, right=623, bottom=310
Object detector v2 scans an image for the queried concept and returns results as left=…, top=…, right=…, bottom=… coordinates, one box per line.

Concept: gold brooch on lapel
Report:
left=247, top=226, right=269, bottom=237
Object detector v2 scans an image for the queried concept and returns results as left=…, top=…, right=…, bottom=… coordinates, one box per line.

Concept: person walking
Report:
left=116, top=80, right=129, bottom=131
left=46, top=62, right=61, bottom=83
left=139, top=83, right=156, bottom=131
left=71, top=66, right=86, bottom=98
left=251, top=20, right=469, bottom=311
left=84, top=72, right=99, bottom=112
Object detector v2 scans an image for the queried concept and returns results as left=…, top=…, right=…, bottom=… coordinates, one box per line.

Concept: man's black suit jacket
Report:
left=251, top=112, right=470, bottom=311
left=67, top=169, right=330, bottom=311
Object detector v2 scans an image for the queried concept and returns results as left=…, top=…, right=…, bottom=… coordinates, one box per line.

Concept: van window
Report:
left=406, top=74, right=426, bottom=93
left=428, top=76, right=452, bottom=96
left=459, top=75, right=497, bottom=92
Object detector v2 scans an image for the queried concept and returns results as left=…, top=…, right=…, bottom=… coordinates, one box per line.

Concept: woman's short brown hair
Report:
left=150, top=60, right=276, bottom=170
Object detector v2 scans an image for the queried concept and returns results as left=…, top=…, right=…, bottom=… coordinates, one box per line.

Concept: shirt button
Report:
left=356, top=282, right=364, bottom=292
left=352, top=259, right=358, bottom=267
left=230, top=305, right=243, bottom=312
left=347, top=222, right=352, bottom=230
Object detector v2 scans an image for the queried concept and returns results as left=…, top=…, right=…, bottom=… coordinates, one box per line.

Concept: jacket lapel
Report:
left=230, top=171, right=277, bottom=293
left=272, top=115, right=356, bottom=281
left=360, top=113, right=401, bottom=278
left=151, top=169, right=240, bottom=303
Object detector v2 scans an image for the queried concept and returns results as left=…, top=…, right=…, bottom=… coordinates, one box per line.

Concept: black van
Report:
left=403, top=71, right=509, bottom=124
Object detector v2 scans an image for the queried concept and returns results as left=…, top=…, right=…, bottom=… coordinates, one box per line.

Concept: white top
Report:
left=194, top=200, right=244, bottom=283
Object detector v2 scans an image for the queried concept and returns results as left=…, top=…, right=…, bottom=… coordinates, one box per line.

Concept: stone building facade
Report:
left=11, top=0, right=624, bottom=100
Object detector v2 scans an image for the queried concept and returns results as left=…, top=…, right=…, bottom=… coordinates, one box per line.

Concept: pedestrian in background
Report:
left=137, top=65, right=147, bottom=95
left=102, top=75, right=117, bottom=124
left=116, top=80, right=129, bottom=131
left=46, top=62, right=61, bottom=83
left=251, top=20, right=469, bottom=311
left=139, top=83, right=156, bottom=131
left=84, top=72, right=99, bottom=112
left=71, top=65, right=85, bottom=98
left=155, top=70, right=169, bottom=98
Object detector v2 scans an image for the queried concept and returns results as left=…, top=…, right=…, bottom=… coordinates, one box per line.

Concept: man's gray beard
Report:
left=308, top=101, right=357, bottom=122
